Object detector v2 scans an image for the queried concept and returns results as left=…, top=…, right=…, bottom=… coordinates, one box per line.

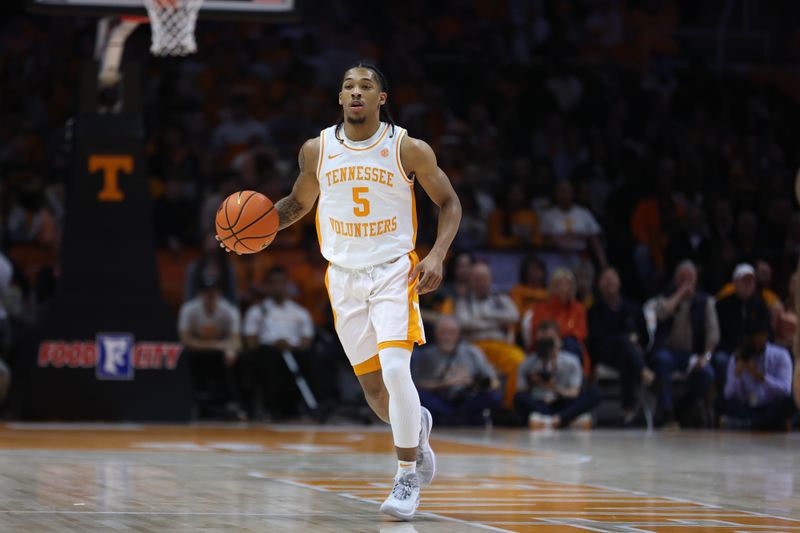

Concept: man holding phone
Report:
left=514, top=321, right=600, bottom=429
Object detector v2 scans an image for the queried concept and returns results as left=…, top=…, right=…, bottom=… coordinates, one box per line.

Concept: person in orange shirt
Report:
left=530, top=268, right=590, bottom=371
left=510, top=256, right=549, bottom=314
left=630, top=159, right=684, bottom=293
left=487, top=183, right=541, bottom=249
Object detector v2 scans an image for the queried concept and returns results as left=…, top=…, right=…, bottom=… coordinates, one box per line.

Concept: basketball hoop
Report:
left=36, top=0, right=297, bottom=90
left=143, top=0, right=204, bottom=57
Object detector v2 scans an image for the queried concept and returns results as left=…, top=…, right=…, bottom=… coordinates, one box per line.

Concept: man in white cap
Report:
left=714, top=263, right=772, bottom=394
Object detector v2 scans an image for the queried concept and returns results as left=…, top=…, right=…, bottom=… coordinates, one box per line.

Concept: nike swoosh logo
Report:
left=327, top=153, right=343, bottom=159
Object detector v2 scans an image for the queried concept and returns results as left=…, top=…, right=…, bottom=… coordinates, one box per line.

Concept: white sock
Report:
left=397, top=460, right=416, bottom=478
left=378, top=347, right=421, bottom=450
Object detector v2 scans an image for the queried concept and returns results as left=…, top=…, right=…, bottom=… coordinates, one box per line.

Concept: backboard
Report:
left=27, top=0, right=299, bottom=21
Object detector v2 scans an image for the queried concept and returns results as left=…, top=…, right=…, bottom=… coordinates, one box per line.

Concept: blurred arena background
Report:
left=0, top=1, right=799, bottom=531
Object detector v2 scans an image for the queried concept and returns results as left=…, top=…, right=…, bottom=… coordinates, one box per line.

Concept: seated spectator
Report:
left=541, top=181, right=607, bottom=268
left=6, top=189, right=59, bottom=245
left=652, top=260, right=719, bottom=427
left=716, top=260, right=780, bottom=313
left=588, top=267, right=654, bottom=423
left=515, top=321, right=601, bottom=430
left=714, top=263, right=772, bottom=393
left=243, top=267, right=314, bottom=419
left=718, top=326, right=796, bottom=430
left=530, top=268, right=590, bottom=370
left=510, top=255, right=549, bottom=314
left=413, top=317, right=502, bottom=425
left=184, top=234, right=239, bottom=305
left=487, top=183, right=541, bottom=249
left=178, top=277, right=244, bottom=419
left=453, top=262, right=524, bottom=408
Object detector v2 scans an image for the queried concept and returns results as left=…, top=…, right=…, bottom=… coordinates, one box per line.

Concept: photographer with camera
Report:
left=514, top=320, right=601, bottom=430
left=412, top=316, right=502, bottom=425
left=718, top=324, right=795, bottom=430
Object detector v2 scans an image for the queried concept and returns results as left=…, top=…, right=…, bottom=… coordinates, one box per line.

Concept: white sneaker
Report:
left=380, top=472, right=421, bottom=520
left=570, top=413, right=593, bottom=430
left=416, top=407, right=436, bottom=486
left=528, top=412, right=554, bottom=430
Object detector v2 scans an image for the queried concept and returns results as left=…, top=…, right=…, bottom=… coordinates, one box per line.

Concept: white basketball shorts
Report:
left=324, top=251, right=426, bottom=375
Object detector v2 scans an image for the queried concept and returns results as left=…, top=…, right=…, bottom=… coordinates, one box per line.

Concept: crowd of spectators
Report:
left=1, top=0, right=800, bottom=425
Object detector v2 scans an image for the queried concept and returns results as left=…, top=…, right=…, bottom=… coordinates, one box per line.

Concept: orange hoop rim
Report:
left=121, top=15, right=150, bottom=24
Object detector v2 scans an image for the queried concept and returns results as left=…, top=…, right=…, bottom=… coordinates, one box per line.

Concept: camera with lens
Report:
left=474, top=375, right=493, bottom=392
left=737, top=331, right=767, bottom=362
left=453, top=375, right=493, bottom=401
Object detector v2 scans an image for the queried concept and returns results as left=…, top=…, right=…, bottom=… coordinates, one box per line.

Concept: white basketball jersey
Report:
left=316, top=122, right=416, bottom=269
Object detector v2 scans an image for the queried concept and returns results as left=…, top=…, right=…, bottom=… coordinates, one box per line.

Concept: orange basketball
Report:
left=215, top=191, right=278, bottom=254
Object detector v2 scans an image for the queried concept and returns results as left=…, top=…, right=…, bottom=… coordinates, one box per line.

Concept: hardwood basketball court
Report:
left=1, top=423, right=797, bottom=532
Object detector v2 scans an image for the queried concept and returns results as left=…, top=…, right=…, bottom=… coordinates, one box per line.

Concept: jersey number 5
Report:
left=352, top=187, right=370, bottom=217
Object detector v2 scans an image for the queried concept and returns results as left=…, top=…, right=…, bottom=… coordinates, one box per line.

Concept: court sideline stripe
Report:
left=274, top=477, right=513, bottom=532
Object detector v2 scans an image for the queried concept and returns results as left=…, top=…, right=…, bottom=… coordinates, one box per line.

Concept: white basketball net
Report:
left=143, top=0, right=204, bottom=56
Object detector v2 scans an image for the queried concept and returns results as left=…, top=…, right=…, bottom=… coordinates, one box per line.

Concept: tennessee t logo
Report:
left=89, top=155, right=132, bottom=202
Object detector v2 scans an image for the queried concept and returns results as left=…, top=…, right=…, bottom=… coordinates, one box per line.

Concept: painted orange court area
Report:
left=283, top=474, right=800, bottom=532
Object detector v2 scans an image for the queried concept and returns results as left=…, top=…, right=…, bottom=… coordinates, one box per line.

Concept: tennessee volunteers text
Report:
left=325, top=165, right=394, bottom=188
left=328, top=215, right=398, bottom=237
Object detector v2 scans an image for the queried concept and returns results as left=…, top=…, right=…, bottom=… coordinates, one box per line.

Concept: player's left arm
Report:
left=401, top=136, right=462, bottom=294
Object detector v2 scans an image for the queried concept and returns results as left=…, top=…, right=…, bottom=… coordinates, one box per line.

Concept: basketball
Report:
left=215, top=190, right=279, bottom=254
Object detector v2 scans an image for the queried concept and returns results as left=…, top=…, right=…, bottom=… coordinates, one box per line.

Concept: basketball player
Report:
left=221, top=62, right=461, bottom=519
